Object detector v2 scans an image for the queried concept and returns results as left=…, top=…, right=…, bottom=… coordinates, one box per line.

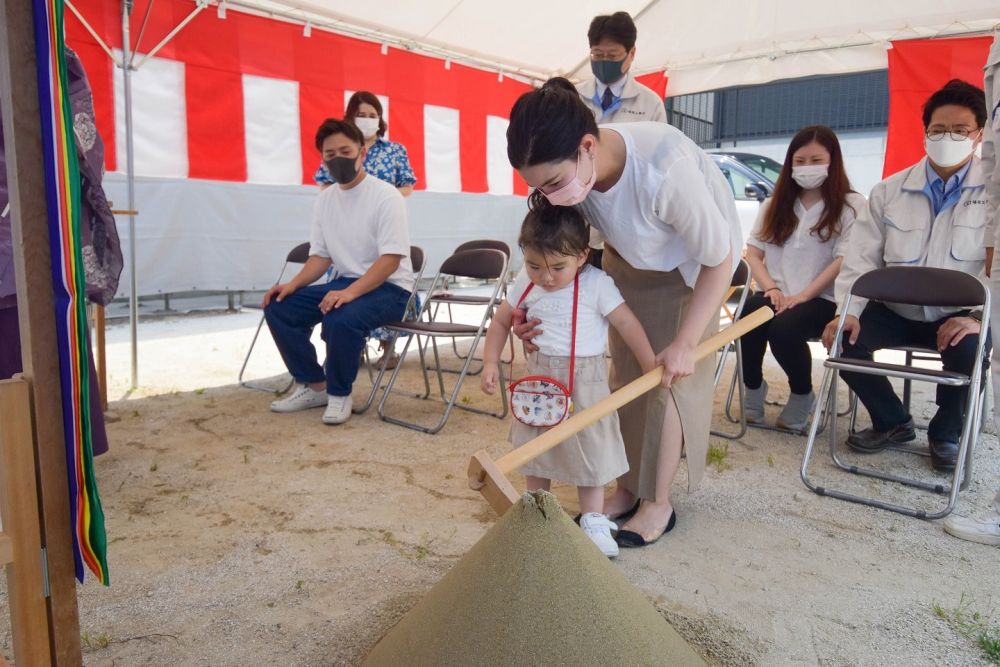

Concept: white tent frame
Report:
left=67, top=0, right=1000, bottom=389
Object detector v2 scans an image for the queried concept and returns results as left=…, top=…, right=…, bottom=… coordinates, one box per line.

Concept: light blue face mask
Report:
left=591, top=58, right=625, bottom=85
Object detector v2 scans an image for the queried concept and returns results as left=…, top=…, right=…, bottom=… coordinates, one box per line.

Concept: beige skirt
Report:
left=509, top=352, right=629, bottom=487
left=603, top=245, right=718, bottom=497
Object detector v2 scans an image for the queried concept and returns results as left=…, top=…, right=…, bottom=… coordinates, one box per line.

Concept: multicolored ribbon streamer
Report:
left=31, top=0, right=108, bottom=585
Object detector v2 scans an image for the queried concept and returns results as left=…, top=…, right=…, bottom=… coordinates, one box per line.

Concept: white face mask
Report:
left=354, top=116, right=380, bottom=139
left=791, top=164, right=828, bottom=190
left=924, top=133, right=977, bottom=169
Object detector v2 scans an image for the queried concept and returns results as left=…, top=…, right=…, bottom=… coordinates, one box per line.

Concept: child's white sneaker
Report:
left=270, top=385, right=327, bottom=413
left=322, top=394, right=353, bottom=425
left=580, top=512, right=619, bottom=558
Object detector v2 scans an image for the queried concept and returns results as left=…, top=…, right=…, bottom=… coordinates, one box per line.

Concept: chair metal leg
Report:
left=802, top=366, right=984, bottom=519
left=239, top=309, right=294, bottom=394
left=712, top=343, right=747, bottom=440
left=354, top=334, right=430, bottom=415
left=378, top=331, right=506, bottom=434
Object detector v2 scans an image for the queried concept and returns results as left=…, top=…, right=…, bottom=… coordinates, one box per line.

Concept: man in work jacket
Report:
left=575, top=10, right=666, bottom=124
left=822, top=79, right=991, bottom=473
left=575, top=11, right=667, bottom=267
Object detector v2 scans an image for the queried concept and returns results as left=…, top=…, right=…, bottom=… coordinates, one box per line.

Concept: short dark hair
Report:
left=507, top=77, right=599, bottom=169
left=921, top=79, right=987, bottom=129
left=345, top=91, right=387, bottom=138
left=519, top=199, right=590, bottom=258
left=314, top=118, right=364, bottom=151
left=588, top=12, right=637, bottom=51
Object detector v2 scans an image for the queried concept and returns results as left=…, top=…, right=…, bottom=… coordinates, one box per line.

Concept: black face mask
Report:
left=325, top=155, right=360, bottom=183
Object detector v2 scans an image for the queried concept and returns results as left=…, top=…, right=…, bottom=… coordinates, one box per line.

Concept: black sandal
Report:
left=573, top=499, right=641, bottom=525
left=616, top=510, right=676, bottom=548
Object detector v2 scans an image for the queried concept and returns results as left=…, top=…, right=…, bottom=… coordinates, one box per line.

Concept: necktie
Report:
left=601, top=87, right=615, bottom=111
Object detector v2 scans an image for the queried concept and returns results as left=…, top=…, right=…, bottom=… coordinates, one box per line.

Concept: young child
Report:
left=481, top=201, right=656, bottom=558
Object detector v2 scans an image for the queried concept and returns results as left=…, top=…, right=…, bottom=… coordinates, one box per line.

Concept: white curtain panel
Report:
left=114, top=51, right=188, bottom=178
left=486, top=115, right=513, bottom=196
left=243, top=74, right=302, bottom=185
left=422, top=104, right=461, bottom=193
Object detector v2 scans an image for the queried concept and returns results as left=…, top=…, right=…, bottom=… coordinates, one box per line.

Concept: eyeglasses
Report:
left=925, top=128, right=980, bottom=141
left=590, top=50, right=627, bottom=61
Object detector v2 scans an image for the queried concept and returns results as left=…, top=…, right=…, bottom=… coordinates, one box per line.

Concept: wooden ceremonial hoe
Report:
left=468, top=306, right=774, bottom=515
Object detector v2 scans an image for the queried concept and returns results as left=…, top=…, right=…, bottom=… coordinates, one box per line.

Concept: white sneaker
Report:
left=270, top=385, right=328, bottom=413
left=322, top=394, right=353, bottom=425
left=943, top=510, right=1000, bottom=546
left=580, top=512, right=619, bottom=558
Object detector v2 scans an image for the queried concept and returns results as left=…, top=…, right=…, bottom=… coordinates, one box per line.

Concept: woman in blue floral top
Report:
left=314, top=91, right=417, bottom=196
left=315, top=91, right=419, bottom=368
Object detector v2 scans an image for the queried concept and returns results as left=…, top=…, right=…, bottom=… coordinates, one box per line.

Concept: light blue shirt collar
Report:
left=922, top=159, right=971, bottom=217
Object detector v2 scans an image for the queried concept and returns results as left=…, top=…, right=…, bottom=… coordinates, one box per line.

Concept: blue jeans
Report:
left=264, top=278, right=410, bottom=397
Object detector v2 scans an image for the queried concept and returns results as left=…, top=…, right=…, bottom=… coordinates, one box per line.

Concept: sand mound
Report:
left=363, top=491, right=705, bottom=666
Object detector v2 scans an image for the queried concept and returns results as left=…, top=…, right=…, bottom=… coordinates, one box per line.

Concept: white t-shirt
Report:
left=508, top=265, right=625, bottom=357
left=309, top=174, right=414, bottom=292
left=577, top=122, right=742, bottom=288
left=747, top=192, right=865, bottom=302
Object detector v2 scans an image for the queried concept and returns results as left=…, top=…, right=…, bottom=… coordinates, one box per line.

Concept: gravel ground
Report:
left=0, top=310, right=996, bottom=666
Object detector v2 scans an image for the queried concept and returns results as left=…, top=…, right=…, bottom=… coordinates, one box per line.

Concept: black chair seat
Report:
left=386, top=321, right=480, bottom=336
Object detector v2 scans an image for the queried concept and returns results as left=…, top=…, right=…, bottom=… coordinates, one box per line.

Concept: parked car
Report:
left=711, top=151, right=783, bottom=184
left=708, top=152, right=778, bottom=242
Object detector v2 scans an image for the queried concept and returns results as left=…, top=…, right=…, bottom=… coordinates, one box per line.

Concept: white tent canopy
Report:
left=221, top=0, right=1000, bottom=94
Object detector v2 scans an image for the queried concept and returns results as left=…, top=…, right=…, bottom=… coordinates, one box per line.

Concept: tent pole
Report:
left=0, top=0, right=84, bottom=662
left=121, top=0, right=138, bottom=390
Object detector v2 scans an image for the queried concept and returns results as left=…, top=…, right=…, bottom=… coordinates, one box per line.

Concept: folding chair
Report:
left=801, top=266, right=991, bottom=519
left=378, top=248, right=510, bottom=434
left=353, top=245, right=427, bottom=414
left=427, top=239, right=514, bottom=373
left=711, top=259, right=751, bottom=439
left=239, top=242, right=311, bottom=392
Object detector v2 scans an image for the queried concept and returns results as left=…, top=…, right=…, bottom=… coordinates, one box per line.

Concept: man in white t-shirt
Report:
left=263, top=118, right=413, bottom=425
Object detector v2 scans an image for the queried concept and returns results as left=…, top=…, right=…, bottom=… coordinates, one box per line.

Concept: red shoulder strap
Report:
left=514, top=274, right=580, bottom=397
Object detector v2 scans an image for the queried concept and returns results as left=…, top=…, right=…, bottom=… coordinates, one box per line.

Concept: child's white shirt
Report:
left=509, top=265, right=624, bottom=357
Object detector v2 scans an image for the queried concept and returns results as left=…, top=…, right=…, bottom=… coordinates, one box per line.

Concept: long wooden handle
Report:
left=494, top=306, right=774, bottom=475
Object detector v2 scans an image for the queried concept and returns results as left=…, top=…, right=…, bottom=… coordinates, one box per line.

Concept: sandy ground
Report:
left=2, top=301, right=1000, bottom=666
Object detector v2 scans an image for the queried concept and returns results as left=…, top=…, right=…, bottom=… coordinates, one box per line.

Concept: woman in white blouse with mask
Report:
left=740, top=125, right=865, bottom=431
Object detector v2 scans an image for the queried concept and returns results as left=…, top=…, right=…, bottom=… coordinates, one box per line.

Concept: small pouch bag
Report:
left=509, top=274, right=579, bottom=427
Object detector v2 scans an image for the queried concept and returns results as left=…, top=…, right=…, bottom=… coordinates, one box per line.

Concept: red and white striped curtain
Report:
left=66, top=0, right=534, bottom=195
left=884, top=35, right=992, bottom=178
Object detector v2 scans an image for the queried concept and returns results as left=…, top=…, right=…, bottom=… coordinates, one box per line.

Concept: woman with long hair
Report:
left=507, top=78, right=743, bottom=547
left=740, top=125, right=865, bottom=430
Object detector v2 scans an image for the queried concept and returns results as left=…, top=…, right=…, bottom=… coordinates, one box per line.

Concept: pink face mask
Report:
left=538, top=149, right=596, bottom=206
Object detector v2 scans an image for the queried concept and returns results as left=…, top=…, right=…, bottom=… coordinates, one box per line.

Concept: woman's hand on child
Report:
left=655, top=340, right=695, bottom=388
left=481, top=363, right=501, bottom=395
left=511, top=307, right=543, bottom=354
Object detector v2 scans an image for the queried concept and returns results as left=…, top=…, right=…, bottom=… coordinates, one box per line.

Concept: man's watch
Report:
left=968, top=309, right=983, bottom=323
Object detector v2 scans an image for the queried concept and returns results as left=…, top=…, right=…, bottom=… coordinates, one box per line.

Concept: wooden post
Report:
left=0, top=0, right=84, bottom=663
left=0, top=379, right=54, bottom=666
left=95, top=305, right=107, bottom=409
